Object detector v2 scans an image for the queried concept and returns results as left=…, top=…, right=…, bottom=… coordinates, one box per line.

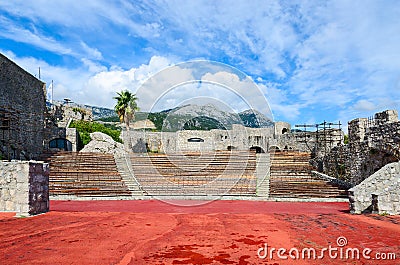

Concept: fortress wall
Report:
left=0, top=53, right=46, bottom=160
left=323, top=110, right=399, bottom=185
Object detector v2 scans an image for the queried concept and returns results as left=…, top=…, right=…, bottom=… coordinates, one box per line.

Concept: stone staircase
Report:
left=269, top=151, right=347, bottom=198
left=130, top=151, right=257, bottom=196
left=114, top=154, right=144, bottom=196
left=255, top=154, right=270, bottom=197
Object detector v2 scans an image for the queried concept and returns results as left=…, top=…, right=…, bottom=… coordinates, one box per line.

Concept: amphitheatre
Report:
left=1, top=53, right=399, bottom=264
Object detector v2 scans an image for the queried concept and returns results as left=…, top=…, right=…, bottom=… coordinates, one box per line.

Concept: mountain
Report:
left=158, top=104, right=242, bottom=131
left=183, top=116, right=227, bottom=130
left=148, top=104, right=273, bottom=131
left=62, top=101, right=274, bottom=131
left=87, top=105, right=116, bottom=120
left=239, top=109, right=274, bottom=128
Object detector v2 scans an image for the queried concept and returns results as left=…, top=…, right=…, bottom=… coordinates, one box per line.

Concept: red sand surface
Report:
left=0, top=200, right=399, bottom=265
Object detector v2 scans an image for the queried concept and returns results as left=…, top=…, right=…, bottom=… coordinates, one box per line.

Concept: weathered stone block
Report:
left=0, top=161, right=49, bottom=215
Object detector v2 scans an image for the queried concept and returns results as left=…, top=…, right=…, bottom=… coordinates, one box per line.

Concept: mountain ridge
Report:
left=48, top=101, right=274, bottom=131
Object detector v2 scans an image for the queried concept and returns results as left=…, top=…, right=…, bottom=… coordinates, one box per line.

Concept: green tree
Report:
left=114, top=90, right=139, bottom=129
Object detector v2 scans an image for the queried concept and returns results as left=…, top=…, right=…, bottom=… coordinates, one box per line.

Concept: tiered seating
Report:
left=42, top=152, right=131, bottom=197
left=269, top=151, right=347, bottom=198
left=131, top=151, right=257, bottom=196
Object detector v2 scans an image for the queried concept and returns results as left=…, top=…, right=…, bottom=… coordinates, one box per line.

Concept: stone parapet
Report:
left=349, top=161, right=400, bottom=215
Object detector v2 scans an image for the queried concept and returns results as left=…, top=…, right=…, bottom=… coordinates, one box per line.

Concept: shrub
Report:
left=69, top=120, right=122, bottom=148
left=344, top=134, right=349, bottom=144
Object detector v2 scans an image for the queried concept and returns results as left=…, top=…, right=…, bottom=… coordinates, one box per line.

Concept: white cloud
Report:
left=0, top=15, right=73, bottom=56
left=0, top=14, right=106, bottom=62
left=0, top=50, right=92, bottom=101
left=260, top=82, right=303, bottom=121
left=1, top=50, right=176, bottom=109
left=80, top=42, right=103, bottom=60
left=353, top=100, right=376, bottom=112
left=83, top=56, right=174, bottom=109
left=200, top=71, right=272, bottom=117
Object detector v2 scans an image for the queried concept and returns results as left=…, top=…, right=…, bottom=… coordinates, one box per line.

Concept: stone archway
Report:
left=250, top=146, right=265, bottom=153
left=49, top=138, right=72, bottom=151
left=269, top=145, right=281, bottom=152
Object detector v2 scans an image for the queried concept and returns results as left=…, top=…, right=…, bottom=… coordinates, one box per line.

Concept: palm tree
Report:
left=114, top=90, right=139, bottom=129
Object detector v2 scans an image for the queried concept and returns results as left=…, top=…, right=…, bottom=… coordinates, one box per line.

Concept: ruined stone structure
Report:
left=349, top=161, right=400, bottom=215
left=323, top=110, right=399, bottom=185
left=127, top=122, right=343, bottom=156
left=0, top=160, right=49, bottom=215
left=0, top=53, right=47, bottom=160
left=130, top=124, right=278, bottom=153
left=49, top=101, right=93, bottom=128
left=44, top=101, right=92, bottom=152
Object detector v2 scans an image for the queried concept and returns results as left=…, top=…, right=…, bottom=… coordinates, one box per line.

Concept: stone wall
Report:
left=126, top=119, right=344, bottom=154
left=0, top=53, right=46, bottom=160
left=44, top=127, right=78, bottom=152
left=274, top=121, right=291, bottom=135
left=349, top=161, right=400, bottom=215
left=128, top=124, right=280, bottom=153
left=323, top=110, right=399, bottom=184
left=0, top=160, right=49, bottom=215
left=66, top=128, right=78, bottom=151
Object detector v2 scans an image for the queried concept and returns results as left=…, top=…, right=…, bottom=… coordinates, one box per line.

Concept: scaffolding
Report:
left=294, top=121, right=342, bottom=155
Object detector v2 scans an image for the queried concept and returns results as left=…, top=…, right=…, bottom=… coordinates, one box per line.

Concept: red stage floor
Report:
left=0, top=200, right=399, bottom=264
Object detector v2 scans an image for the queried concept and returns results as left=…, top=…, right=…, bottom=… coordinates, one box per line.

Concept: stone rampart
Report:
left=0, top=53, right=46, bottom=160
left=323, top=110, right=399, bottom=184
left=0, top=160, right=49, bottom=215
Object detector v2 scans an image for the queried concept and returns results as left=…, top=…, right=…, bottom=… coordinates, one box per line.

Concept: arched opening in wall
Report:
left=250, top=146, right=265, bottom=153
left=269, top=146, right=281, bottom=152
left=282, top=128, right=288, bottom=134
left=227, top=145, right=236, bottom=151
left=187, top=137, right=204, bottom=142
left=49, top=138, right=72, bottom=151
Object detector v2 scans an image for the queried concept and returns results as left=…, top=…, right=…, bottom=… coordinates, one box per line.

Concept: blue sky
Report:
left=0, top=0, right=399, bottom=129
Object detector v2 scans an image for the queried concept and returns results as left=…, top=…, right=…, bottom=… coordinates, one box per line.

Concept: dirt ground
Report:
left=0, top=200, right=399, bottom=264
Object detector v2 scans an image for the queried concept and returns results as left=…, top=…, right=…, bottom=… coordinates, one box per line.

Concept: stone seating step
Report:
left=131, top=151, right=257, bottom=196
left=44, top=152, right=132, bottom=197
